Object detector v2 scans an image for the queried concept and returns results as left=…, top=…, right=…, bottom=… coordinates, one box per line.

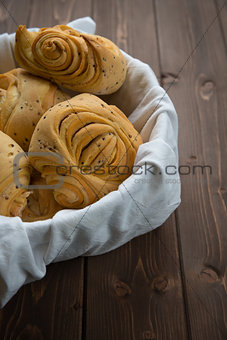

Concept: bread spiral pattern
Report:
left=15, top=25, right=127, bottom=95
left=29, top=94, right=142, bottom=209
left=22, top=173, right=63, bottom=222
left=0, top=131, right=31, bottom=217
left=0, top=68, right=69, bottom=151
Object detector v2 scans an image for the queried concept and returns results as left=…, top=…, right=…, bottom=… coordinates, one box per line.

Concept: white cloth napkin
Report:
left=0, top=17, right=181, bottom=308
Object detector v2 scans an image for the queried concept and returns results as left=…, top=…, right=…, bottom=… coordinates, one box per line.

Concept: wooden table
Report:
left=0, top=0, right=226, bottom=339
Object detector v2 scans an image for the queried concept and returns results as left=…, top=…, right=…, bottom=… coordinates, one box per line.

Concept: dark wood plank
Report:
left=85, top=216, right=188, bottom=340
left=156, top=0, right=227, bottom=338
left=2, top=0, right=225, bottom=338
left=94, top=0, right=160, bottom=75
left=28, top=0, right=92, bottom=28
left=215, top=0, right=227, bottom=49
left=0, top=0, right=31, bottom=33
left=0, top=259, right=85, bottom=340
left=84, top=1, right=189, bottom=339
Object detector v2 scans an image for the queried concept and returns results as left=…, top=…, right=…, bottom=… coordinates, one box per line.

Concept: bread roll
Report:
left=0, top=68, right=70, bottom=150
left=0, top=131, right=31, bottom=217
left=15, top=25, right=127, bottom=95
left=22, top=172, right=63, bottom=222
left=29, top=94, right=142, bottom=209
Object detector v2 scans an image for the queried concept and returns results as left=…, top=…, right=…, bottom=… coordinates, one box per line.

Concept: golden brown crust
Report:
left=29, top=94, right=142, bottom=209
left=0, top=131, right=31, bottom=217
left=22, top=172, right=63, bottom=222
left=0, top=68, right=70, bottom=151
left=15, top=25, right=127, bottom=95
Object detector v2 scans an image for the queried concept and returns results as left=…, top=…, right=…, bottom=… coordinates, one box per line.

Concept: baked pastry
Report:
left=0, top=68, right=70, bottom=150
left=0, top=131, right=31, bottom=217
left=22, top=172, right=63, bottom=222
left=15, top=25, right=127, bottom=95
left=29, top=94, right=142, bottom=209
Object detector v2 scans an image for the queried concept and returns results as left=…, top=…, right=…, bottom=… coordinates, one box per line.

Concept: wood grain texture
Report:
left=85, top=216, right=188, bottom=340
left=0, top=0, right=32, bottom=33
left=215, top=0, right=227, bottom=50
left=84, top=1, right=188, bottom=339
left=0, top=259, right=85, bottom=340
left=156, top=0, right=227, bottom=338
left=93, top=0, right=160, bottom=75
left=28, top=0, right=92, bottom=28
left=0, top=0, right=226, bottom=339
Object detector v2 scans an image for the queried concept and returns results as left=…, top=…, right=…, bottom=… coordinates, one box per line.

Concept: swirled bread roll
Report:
left=22, top=172, right=63, bottom=222
left=29, top=94, right=142, bottom=209
left=0, top=131, right=31, bottom=217
left=0, top=68, right=70, bottom=150
left=15, top=25, right=127, bottom=95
